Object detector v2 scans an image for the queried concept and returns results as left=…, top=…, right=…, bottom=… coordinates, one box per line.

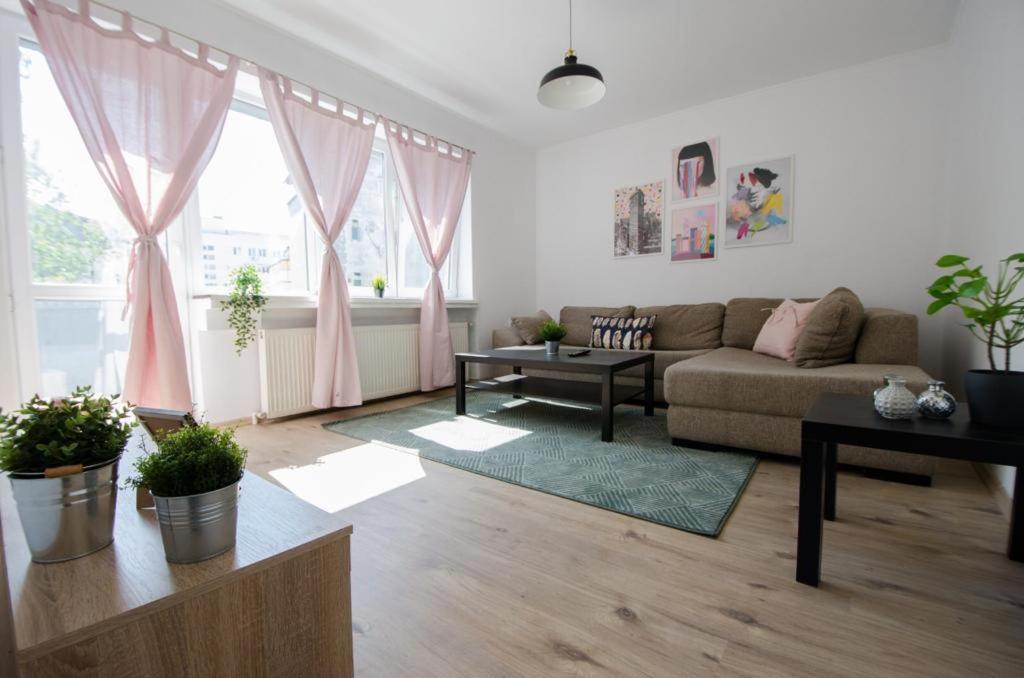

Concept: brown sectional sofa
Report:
left=493, top=299, right=935, bottom=479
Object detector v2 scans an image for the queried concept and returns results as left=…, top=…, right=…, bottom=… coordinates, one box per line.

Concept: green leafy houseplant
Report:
left=371, top=274, right=387, bottom=293
left=926, top=253, right=1024, bottom=372
left=129, top=424, right=246, bottom=498
left=220, top=264, right=267, bottom=355
left=538, top=319, right=568, bottom=342
left=0, top=387, right=133, bottom=474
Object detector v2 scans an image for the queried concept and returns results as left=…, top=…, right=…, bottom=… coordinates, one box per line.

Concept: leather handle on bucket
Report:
left=43, top=464, right=84, bottom=478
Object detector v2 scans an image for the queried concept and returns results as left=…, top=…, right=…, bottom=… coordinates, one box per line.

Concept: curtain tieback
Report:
left=123, top=234, right=159, bottom=319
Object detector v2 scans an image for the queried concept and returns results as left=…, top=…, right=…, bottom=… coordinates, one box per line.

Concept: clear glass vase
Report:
left=873, top=375, right=917, bottom=420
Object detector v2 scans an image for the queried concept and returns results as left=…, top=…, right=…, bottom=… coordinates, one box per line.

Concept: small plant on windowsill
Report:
left=220, top=265, right=267, bottom=355
left=538, top=319, right=567, bottom=355
left=371, top=275, right=387, bottom=299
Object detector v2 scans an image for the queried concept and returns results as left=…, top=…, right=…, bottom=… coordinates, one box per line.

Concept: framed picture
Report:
left=724, top=155, right=794, bottom=248
left=670, top=202, right=717, bottom=263
left=613, top=180, right=663, bottom=257
left=670, top=137, right=719, bottom=202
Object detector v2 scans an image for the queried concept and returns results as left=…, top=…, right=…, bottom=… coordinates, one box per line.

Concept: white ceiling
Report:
left=216, top=0, right=961, bottom=148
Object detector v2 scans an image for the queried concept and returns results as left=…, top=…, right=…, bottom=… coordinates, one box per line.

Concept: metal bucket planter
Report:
left=152, top=481, right=240, bottom=564
left=8, top=456, right=120, bottom=563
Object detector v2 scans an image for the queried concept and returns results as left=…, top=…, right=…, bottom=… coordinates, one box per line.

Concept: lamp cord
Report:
left=569, top=0, right=573, bottom=52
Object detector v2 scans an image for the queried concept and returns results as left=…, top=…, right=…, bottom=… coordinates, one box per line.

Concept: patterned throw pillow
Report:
left=590, top=315, right=657, bottom=350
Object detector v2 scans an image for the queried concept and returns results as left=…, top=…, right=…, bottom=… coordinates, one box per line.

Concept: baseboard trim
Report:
left=973, top=463, right=1012, bottom=523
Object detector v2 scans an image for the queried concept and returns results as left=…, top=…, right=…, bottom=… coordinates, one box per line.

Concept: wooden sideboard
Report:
left=0, top=436, right=354, bottom=677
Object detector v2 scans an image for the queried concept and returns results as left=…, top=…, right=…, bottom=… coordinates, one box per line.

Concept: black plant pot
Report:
left=964, top=369, right=1024, bottom=428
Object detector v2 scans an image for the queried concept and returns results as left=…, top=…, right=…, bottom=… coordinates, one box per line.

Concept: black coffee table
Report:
left=797, top=392, right=1024, bottom=587
left=454, top=347, right=655, bottom=442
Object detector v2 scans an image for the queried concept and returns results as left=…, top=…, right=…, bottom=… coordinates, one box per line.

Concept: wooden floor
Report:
left=234, top=391, right=1024, bottom=677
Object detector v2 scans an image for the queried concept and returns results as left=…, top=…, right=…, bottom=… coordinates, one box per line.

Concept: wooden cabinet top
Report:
left=1, top=436, right=352, bottom=659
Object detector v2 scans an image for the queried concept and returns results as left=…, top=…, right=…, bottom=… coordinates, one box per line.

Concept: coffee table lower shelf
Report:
left=466, top=374, right=645, bottom=406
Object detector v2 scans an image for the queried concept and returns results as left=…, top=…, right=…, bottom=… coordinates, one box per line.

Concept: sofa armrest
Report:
left=856, top=308, right=918, bottom=365
left=493, top=326, right=525, bottom=349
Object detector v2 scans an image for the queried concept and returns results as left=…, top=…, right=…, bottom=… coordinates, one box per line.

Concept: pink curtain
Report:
left=259, top=69, right=377, bottom=408
left=384, top=119, right=472, bottom=391
left=22, top=0, right=238, bottom=411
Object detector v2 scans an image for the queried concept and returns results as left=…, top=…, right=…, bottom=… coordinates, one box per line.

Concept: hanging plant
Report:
left=220, top=265, right=267, bottom=355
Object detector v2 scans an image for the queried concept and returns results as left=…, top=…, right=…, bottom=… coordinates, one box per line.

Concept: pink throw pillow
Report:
left=752, top=299, right=821, bottom=361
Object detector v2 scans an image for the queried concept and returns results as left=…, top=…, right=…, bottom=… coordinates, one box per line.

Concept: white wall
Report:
left=80, top=0, right=536, bottom=421
left=941, top=0, right=1024, bottom=498
left=535, top=46, right=950, bottom=376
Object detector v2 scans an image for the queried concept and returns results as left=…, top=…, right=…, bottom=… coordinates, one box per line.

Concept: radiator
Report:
left=257, top=322, right=470, bottom=419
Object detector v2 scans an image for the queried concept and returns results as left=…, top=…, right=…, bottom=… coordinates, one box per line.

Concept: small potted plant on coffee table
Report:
left=371, top=274, right=387, bottom=299
left=129, top=424, right=247, bottom=563
left=926, top=252, right=1024, bottom=427
left=539, top=319, right=568, bottom=355
left=0, top=387, right=132, bottom=562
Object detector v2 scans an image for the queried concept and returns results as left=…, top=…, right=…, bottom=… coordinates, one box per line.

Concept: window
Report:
left=195, top=93, right=309, bottom=294
left=332, top=148, right=387, bottom=291
left=17, top=41, right=131, bottom=398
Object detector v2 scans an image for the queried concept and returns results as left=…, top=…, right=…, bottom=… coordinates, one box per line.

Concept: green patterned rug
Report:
left=324, top=393, right=757, bottom=536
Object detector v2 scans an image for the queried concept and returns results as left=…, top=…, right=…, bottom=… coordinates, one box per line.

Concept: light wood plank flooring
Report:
left=233, top=391, right=1024, bottom=677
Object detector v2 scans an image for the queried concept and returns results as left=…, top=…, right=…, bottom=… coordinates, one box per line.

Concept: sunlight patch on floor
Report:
left=408, top=416, right=531, bottom=452
left=269, top=442, right=425, bottom=513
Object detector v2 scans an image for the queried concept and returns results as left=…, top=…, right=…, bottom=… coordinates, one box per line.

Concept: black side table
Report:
left=797, top=392, right=1023, bottom=587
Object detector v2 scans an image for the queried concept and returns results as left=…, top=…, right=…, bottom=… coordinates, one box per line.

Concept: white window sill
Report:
left=192, top=293, right=478, bottom=310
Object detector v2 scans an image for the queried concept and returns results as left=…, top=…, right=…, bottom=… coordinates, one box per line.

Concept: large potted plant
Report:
left=539, top=319, right=568, bottom=355
left=220, top=264, right=267, bottom=355
left=129, top=423, right=247, bottom=563
left=0, top=388, right=132, bottom=562
left=927, top=252, right=1024, bottom=427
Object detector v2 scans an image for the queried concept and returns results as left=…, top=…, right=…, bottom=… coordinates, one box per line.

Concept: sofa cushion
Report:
left=856, top=308, right=919, bottom=365
left=590, top=315, right=656, bottom=350
left=664, top=347, right=930, bottom=418
left=635, top=303, right=725, bottom=350
left=752, top=298, right=820, bottom=361
left=510, top=310, right=553, bottom=345
left=794, top=287, right=865, bottom=368
left=560, top=306, right=634, bottom=347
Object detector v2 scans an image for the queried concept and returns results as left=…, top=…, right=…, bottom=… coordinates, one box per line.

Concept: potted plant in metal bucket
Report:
left=926, top=252, right=1024, bottom=427
left=0, top=388, right=132, bottom=562
left=129, top=424, right=247, bottom=564
left=539, top=319, right=568, bottom=355
left=371, top=274, right=387, bottom=299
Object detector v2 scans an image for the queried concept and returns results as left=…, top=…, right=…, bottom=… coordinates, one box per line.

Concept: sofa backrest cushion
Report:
left=794, top=287, right=865, bottom=368
left=723, top=298, right=782, bottom=349
left=635, top=303, right=725, bottom=350
left=855, top=308, right=919, bottom=365
left=510, top=310, right=553, bottom=344
left=560, top=306, right=635, bottom=346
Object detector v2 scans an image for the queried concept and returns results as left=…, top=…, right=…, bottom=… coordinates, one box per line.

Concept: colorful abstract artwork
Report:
left=670, top=203, right=717, bottom=262
left=613, top=181, right=663, bottom=257
left=671, top=137, right=719, bottom=202
left=724, top=156, right=794, bottom=248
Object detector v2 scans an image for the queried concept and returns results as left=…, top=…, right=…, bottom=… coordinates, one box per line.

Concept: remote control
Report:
left=568, top=349, right=591, bottom=357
